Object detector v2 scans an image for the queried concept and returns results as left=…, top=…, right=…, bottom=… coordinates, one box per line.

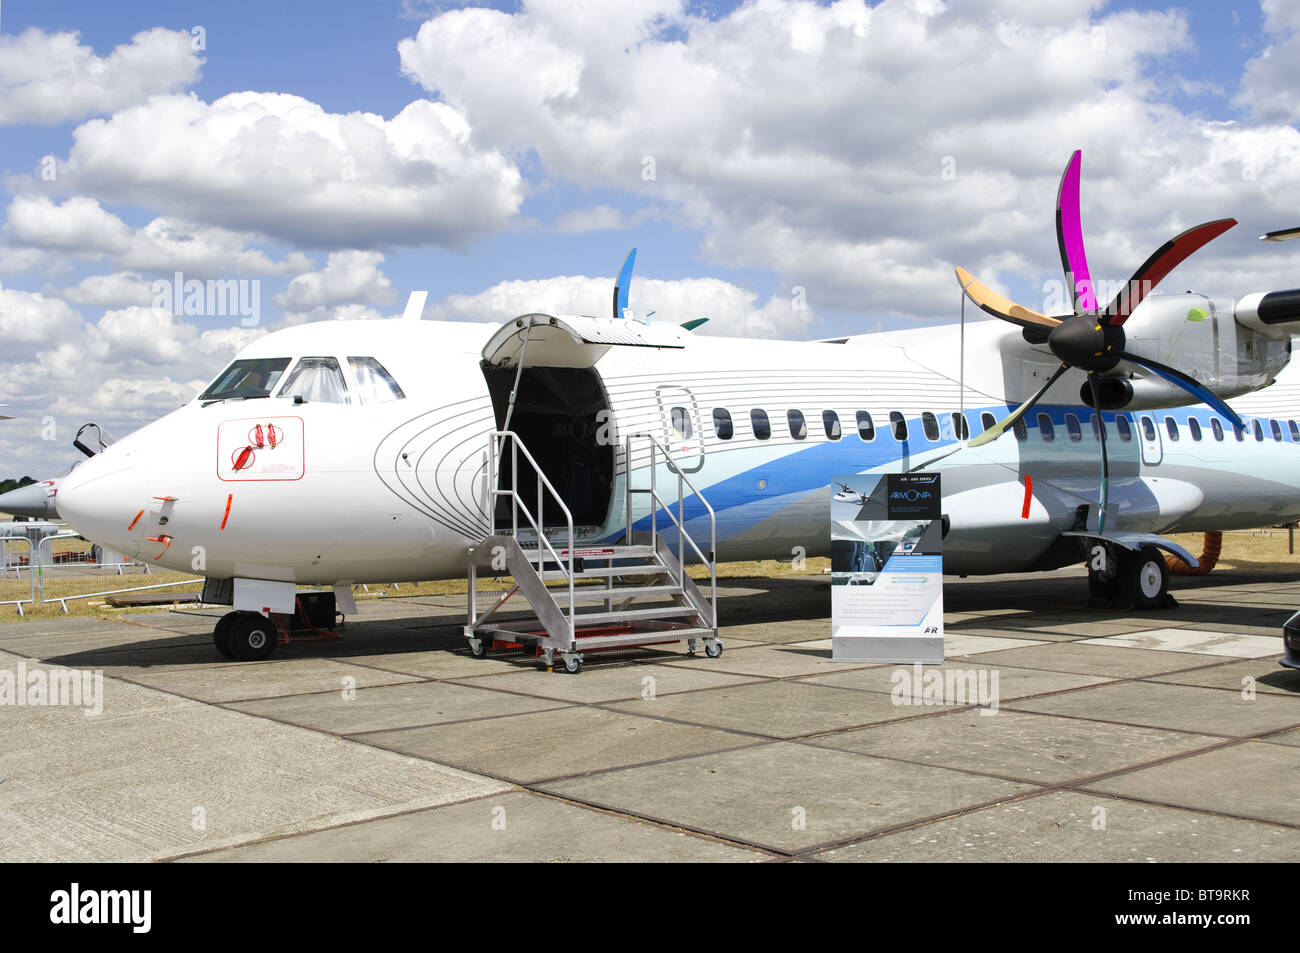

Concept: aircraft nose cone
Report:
left=58, top=456, right=147, bottom=556
left=0, top=481, right=59, bottom=519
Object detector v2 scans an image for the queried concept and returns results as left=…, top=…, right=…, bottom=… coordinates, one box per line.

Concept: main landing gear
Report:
left=1087, top=543, right=1173, bottom=610
left=213, top=611, right=279, bottom=661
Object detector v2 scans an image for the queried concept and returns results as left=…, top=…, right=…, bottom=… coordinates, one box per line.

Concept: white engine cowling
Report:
left=1085, top=293, right=1291, bottom=411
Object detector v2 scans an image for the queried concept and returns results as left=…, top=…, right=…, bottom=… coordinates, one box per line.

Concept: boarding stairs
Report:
left=465, top=430, right=719, bottom=673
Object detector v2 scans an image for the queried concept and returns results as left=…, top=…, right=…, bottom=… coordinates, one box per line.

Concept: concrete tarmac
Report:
left=1, top=566, right=1297, bottom=862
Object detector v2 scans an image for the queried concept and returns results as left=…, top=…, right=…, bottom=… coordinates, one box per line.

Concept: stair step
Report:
left=538, top=563, right=668, bottom=580
left=516, top=544, right=658, bottom=560
left=567, top=584, right=682, bottom=601
left=572, top=605, right=702, bottom=625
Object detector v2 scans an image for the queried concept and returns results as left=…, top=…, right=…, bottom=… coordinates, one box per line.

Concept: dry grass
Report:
left=1166, top=528, right=1300, bottom=574
left=1, top=529, right=1293, bottom=624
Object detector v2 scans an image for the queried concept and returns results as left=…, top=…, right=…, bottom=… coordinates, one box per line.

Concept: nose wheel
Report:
left=213, top=611, right=278, bottom=661
left=213, top=612, right=239, bottom=658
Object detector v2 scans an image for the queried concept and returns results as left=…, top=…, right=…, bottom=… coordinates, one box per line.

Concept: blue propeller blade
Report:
left=613, top=248, right=636, bottom=318
left=1119, top=351, right=1244, bottom=429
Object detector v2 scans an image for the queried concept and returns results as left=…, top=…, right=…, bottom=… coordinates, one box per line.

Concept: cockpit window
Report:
left=199, top=358, right=291, bottom=402
left=276, top=357, right=350, bottom=404
left=348, top=356, right=406, bottom=404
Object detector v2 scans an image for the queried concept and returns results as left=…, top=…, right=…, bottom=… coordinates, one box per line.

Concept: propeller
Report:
left=957, top=150, right=1242, bottom=534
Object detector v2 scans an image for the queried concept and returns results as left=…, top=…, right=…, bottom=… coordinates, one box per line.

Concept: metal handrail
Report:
left=624, top=432, right=717, bottom=627
left=0, top=535, right=35, bottom=615
left=487, top=430, right=575, bottom=638
left=51, top=578, right=199, bottom=614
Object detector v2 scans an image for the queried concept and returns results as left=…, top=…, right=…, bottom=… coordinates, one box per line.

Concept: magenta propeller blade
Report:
left=1055, top=150, right=1096, bottom=314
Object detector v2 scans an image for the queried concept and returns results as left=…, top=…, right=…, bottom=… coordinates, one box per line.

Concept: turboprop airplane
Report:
left=51, top=152, right=1300, bottom=663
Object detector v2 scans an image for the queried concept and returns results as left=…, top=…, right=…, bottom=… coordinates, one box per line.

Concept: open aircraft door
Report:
left=481, top=313, right=688, bottom=371
left=480, top=314, right=689, bottom=529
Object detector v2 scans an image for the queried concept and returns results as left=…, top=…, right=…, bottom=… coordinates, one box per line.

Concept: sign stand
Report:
left=830, top=473, right=944, bottom=663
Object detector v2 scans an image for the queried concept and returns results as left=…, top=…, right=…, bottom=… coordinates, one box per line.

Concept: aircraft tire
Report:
left=1122, top=545, right=1169, bottom=610
left=213, top=612, right=240, bottom=659
left=228, top=613, right=278, bottom=662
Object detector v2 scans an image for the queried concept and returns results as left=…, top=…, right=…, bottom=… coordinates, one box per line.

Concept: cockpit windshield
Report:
left=199, top=358, right=291, bottom=402
left=348, top=356, right=405, bottom=403
left=276, top=356, right=350, bottom=404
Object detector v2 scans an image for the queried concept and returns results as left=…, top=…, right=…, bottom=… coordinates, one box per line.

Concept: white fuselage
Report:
left=56, top=309, right=1300, bottom=588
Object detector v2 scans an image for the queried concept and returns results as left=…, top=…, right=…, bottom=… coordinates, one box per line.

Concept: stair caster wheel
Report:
left=468, top=637, right=487, bottom=658
left=704, top=639, right=723, bottom=658
left=562, top=654, right=583, bottom=674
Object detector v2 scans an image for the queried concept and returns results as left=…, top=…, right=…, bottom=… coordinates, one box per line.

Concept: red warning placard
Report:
left=217, top=416, right=305, bottom=482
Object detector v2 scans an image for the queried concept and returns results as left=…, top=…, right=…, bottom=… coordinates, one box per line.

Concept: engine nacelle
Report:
left=1084, top=293, right=1291, bottom=411
left=1234, top=288, right=1300, bottom=339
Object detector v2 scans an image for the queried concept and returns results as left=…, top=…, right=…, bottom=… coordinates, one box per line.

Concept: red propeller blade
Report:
left=1101, top=219, right=1237, bottom=325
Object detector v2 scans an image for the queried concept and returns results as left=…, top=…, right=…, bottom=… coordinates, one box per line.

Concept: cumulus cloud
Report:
left=399, top=0, right=1300, bottom=320
left=0, top=287, right=84, bottom=358
left=4, top=196, right=314, bottom=277
left=52, top=92, right=523, bottom=249
left=1235, top=0, right=1300, bottom=124
left=54, top=271, right=158, bottom=308
left=274, top=250, right=397, bottom=312
left=0, top=297, right=266, bottom=476
left=0, top=27, right=202, bottom=125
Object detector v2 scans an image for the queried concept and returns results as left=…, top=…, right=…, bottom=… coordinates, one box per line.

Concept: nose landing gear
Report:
left=212, top=611, right=278, bottom=661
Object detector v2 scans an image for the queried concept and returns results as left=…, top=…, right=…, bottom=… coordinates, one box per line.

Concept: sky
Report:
left=1, top=0, right=1299, bottom=478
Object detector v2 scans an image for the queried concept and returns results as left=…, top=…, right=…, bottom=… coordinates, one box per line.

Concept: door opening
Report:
left=482, top=365, right=615, bottom=529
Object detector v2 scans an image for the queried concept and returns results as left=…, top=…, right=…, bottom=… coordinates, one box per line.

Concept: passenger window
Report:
left=751, top=409, right=771, bottom=440
left=1115, top=416, right=1132, bottom=442
left=1091, top=415, right=1104, bottom=440
left=713, top=408, right=733, bottom=440
left=277, top=356, right=350, bottom=404
left=1188, top=418, right=1202, bottom=441
left=1253, top=419, right=1264, bottom=441
left=890, top=411, right=908, bottom=441
left=348, top=357, right=405, bottom=403
left=921, top=412, right=939, bottom=441
left=1291, top=420, right=1300, bottom=441
left=1013, top=417, right=1027, bottom=441
left=823, top=410, right=841, bottom=440
left=199, top=357, right=291, bottom=401
left=1065, top=414, right=1082, bottom=441
left=980, top=412, right=996, bottom=433
left=951, top=412, right=969, bottom=440
left=671, top=407, right=693, bottom=440
left=1234, top=422, right=1246, bottom=441
left=856, top=411, right=875, bottom=441
left=1211, top=418, right=1224, bottom=441
left=1271, top=419, right=1283, bottom=441
left=1140, top=416, right=1156, bottom=441
left=785, top=409, right=806, bottom=440
left=1037, top=413, right=1054, bottom=442
left=1165, top=416, right=1180, bottom=441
